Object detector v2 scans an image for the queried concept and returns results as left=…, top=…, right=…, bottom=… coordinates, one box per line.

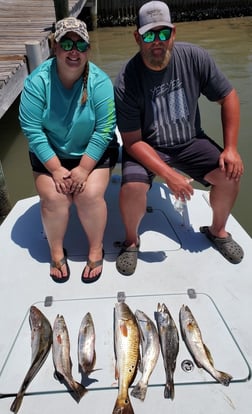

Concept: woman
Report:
left=19, top=17, right=118, bottom=283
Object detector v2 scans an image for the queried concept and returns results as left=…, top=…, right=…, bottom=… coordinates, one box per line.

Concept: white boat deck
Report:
left=0, top=174, right=251, bottom=413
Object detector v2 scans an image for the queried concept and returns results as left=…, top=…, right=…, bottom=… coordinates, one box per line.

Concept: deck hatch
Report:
left=0, top=292, right=250, bottom=396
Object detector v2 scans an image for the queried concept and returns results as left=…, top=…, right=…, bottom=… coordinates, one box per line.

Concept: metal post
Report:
left=53, top=0, right=69, bottom=21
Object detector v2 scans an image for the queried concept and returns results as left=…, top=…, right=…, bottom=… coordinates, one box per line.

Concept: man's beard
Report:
left=142, top=46, right=172, bottom=70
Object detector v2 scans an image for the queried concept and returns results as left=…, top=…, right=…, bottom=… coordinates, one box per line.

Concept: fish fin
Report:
left=187, top=322, right=195, bottom=332
left=131, top=380, right=147, bottom=401
left=112, top=395, right=134, bottom=414
left=54, top=370, right=65, bottom=383
left=73, top=381, right=88, bottom=402
left=120, top=321, right=128, bottom=337
left=204, top=343, right=214, bottom=366
left=10, top=393, right=24, bottom=414
left=56, top=334, right=62, bottom=345
left=193, top=357, right=203, bottom=369
left=115, top=361, right=119, bottom=380
left=216, top=371, right=233, bottom=386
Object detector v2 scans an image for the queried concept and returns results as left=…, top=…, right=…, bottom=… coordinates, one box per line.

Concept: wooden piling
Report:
left=0, top=161, right=12, bottom=220
left=25, top=41, right=44, bottom=73
left=53, top=0, right=69, bottom=21
left=91, top=0, right=98, bottom=29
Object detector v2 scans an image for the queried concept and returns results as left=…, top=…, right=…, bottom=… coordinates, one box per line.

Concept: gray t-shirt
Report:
left=114, top=42, right=232, bottom=148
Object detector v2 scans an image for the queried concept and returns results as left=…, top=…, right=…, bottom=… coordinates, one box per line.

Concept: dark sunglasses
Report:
left=141, top=28, right=172, bottom=43
left=59, top=38, right=89, bottom=52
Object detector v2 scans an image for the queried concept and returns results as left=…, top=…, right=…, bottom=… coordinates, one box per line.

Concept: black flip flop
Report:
left=81, top=249, right=104, bottom=284
left=50, top=248, right=70, bottom=283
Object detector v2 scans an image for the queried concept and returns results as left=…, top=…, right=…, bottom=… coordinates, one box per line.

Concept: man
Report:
left=114, top=1, right=244, bottom=276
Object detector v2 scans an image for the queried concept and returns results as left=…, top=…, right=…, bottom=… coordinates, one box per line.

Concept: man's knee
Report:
left=206, top=169, right=240, bottom=189
left=121, top=181, right=149, bottom=196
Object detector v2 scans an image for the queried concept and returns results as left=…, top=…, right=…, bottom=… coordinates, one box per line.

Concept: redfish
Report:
left=113, top=301, right=140, bottom=414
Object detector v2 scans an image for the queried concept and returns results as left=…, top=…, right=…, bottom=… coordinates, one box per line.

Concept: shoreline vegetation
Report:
left=94, top=3, right=252, bottom=28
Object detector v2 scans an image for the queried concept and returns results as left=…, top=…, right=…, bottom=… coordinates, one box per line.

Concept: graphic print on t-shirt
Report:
left=151, top=82, right=192, bottom=146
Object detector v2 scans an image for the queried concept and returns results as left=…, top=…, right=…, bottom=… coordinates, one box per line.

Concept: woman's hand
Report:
left=51, top=166, right=72, bottom=194
left=69, top=165, right=90, bottom=193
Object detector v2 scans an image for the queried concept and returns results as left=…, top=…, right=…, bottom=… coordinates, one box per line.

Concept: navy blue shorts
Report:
left=29, top=145, right=119, bottom=174
left=121, top=136, right=222, bottom=187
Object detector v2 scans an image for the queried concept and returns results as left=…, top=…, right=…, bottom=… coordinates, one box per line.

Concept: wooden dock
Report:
left=0, top=0, right=87, bottom=119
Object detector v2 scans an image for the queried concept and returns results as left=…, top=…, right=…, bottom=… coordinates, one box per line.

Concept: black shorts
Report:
left=121, top=136, right=222, bottom=187
left=29, top=144, right=119, bottom=174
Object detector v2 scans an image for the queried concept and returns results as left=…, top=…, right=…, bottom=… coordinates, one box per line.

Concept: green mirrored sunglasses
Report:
left=142, top=28, right=172, bottom=43
left=59, top=38, right=89, bottom=52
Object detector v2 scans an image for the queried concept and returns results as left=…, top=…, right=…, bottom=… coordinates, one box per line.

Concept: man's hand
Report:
left=165, top=172, right=194, bottom=201
left=219, top=148, right=244, bottom=181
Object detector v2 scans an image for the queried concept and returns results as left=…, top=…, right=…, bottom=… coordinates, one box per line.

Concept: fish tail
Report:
left=112, top=395, right=134, bottom=414
left=164, top=381, right=175, bottom=400
left=10, top=393, right=24, bottom=414
left=216, top=370, right=233, bottom=386
left=131, top=380, right=147, bottom=401
left=72, top=381, right=88, bottom=402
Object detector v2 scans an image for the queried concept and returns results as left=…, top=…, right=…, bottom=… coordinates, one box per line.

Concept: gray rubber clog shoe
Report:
left=116, top=240, right=140, bottom=276
left=200, top=226, right=244, bottom=264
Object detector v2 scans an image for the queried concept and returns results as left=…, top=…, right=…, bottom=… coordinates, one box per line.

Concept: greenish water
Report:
left=1, top=17, right=252, bottom=235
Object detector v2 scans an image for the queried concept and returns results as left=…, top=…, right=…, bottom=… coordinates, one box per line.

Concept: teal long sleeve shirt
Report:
left=19, top=58, right=116, bottom=164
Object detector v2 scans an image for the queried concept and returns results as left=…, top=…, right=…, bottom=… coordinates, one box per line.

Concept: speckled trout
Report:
left=52, top=314, right=87, bottom=402
left=10, top=306, right=53, bottom=414
left=113, top=301, right=140, bottom=414
left=179, top=304, right=232, bottom=386
left=78, top=312, right=96, bottom=376
left=155, top=302, right=179, bottom=400
left=131, top=309, right=160, bottom=401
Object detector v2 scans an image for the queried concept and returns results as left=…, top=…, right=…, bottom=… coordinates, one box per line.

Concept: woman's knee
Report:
left=40, top=192, right=71, bottom=210
left=74, top=188, right=105, bottom=209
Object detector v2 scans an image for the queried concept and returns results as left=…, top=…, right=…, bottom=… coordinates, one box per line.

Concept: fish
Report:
left=52, top=314, right=87, bottom=402
left=155, top=302, right=179, bottom=400
left=113, top=301, right=140, bottom=414
left=131, top=309, right=160, bottom=401
left=78, top=312, right=96, bottom=376
left=179, top=304, right=232, bottom=386
left=10, top=305, right=53, bottom=414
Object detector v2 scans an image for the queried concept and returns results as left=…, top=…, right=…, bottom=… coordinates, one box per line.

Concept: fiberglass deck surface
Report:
left=0, top=176, right=251, bottom=413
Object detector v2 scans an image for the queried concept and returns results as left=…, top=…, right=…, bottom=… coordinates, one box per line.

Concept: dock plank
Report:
left=0, top=0, right=87, bottom=119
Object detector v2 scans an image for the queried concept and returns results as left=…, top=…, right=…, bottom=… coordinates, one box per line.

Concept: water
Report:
left=1, top=17, right=252, bottom=236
